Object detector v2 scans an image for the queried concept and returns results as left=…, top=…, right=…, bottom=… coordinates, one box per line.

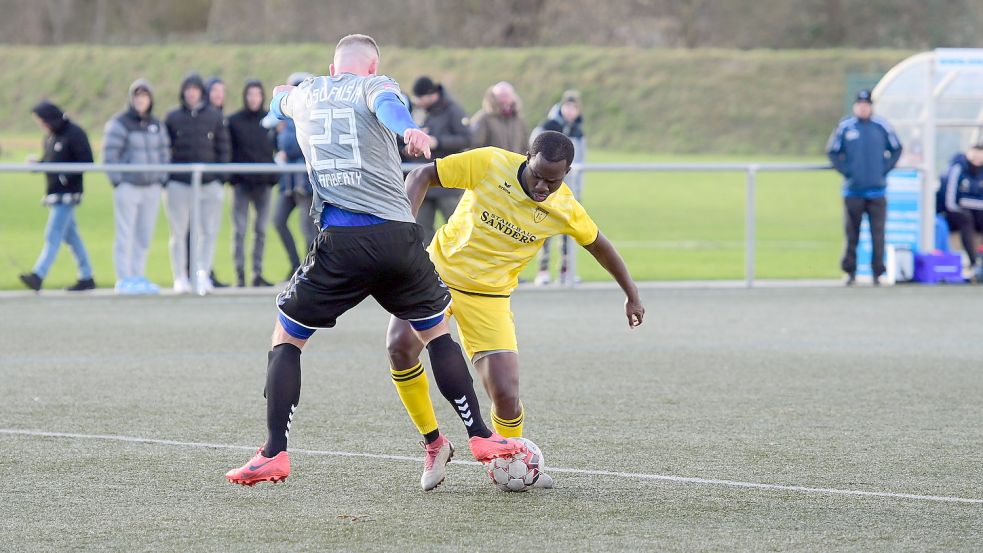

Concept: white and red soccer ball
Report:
left=487, top=437, right=543, bottom=492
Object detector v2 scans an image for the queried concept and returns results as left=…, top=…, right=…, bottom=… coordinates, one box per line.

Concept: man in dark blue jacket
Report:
left=942, top=144, right=983, bottom=270
left=827, top=89, right=903, bottom=285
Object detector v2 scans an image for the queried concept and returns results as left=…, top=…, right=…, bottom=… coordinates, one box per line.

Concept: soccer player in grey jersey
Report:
left=225, top=34, right=524, bottom=489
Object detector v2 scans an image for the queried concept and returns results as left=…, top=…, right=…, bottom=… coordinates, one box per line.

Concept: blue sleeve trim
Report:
left=374, top=91, right=417, bottom=135
left=278, top=312, right=316, bottom=339
left=270, top=91, right=290, bottom=120
left=408, top=312, right=445, bottom=331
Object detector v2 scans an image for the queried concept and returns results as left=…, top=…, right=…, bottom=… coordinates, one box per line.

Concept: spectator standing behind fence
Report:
left=228, top=79, right=277, bottom=287
left=942, top=144, right=983, bottom=275
left=164, top=73, right=231, bottom=294
left=195, top=76, right=231, bottom=289
left=19, top=102, right=96, bottom=292
left=102, top=79, right=169, bottom=295
left=470, top=81, right=528, bottom=154
left=269, top=72, right=318, bottom=280
left=206, top=77, right=226, bottom=114
left=826, top=89, right=902, bottom=286
left=410, top=76, right=471, bottom=243
left=532, top=90, right=586, bottom=286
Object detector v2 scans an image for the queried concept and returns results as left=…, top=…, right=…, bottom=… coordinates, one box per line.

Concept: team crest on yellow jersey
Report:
left=534, top=207, right=550, bottom=223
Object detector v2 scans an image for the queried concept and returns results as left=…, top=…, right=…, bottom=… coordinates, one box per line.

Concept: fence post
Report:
left=564, top=166, right=582, bottom=288
left=190, top=165, right=203, bottom=296
left=745, top=165, right=758, bottom=288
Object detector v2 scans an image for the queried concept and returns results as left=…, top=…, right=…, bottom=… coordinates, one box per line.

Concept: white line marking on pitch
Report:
left=3, top=428, right=980, bottom=505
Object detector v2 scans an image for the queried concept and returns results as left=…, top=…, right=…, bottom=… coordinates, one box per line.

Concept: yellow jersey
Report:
left=430, top=147, right=599, bottom=295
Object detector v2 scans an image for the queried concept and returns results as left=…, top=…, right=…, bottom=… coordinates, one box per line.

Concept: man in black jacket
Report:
left=19, top=102, right=96, bottom=292
left=411, top=76, right=471, bottom=244
left=228, top=80, right=277, bottom=287
left=164, top=73, right=231, bottom=294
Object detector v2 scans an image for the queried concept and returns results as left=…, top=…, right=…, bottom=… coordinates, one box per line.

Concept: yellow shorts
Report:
left=446, top=288, right=517, bottom=361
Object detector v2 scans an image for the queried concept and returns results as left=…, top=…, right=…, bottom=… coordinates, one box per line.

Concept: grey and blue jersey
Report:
left=280, top=73, right=415, bottom=224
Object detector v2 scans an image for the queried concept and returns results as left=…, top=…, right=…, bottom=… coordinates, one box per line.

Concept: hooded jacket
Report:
left=470, top=87, right=529, bottom=154
left=227, top=80, right=277, bottom=187
left=826, top=115, right=903, bottom=198
left=164, top=73, right=231, bottom=184
left=32, top=102, right=93, bottom=203
left=419, top=86, right=471, bottom=159
left=102, top=79, right=171, bottom=187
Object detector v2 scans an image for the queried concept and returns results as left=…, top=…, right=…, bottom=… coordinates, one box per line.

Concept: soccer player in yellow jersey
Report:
left=386, top=131, right=645, bottom=490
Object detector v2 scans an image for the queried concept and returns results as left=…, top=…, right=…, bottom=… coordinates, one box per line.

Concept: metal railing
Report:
left=0, top=161, right=834, bottom=292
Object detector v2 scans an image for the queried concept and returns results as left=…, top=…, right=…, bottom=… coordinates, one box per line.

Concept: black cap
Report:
left=412, top=76, right=439, bottom=97
left=855, top=89, right=873, bottom=103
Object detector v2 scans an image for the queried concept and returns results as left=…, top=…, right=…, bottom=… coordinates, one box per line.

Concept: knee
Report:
left=387, top=328, right=421, bottom=369
left=491, top=387, right=521, bottom=417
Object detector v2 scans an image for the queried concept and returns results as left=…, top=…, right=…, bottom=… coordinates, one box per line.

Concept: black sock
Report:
left=422, top=429, right=441, bottom=444
left=263, top=343, right=302, bottom=457
left=425, top=334, right=491, bottom=439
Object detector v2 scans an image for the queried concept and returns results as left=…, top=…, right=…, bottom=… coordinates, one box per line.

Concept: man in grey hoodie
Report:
left=102, top=79, right=170, bottom=294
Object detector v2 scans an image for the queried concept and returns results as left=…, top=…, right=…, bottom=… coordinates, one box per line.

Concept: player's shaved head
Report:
left=332, top=34, right=381, bottom=76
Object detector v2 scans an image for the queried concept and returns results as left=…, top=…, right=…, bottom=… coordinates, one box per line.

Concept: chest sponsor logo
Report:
left=533, top=207, right=549, bottom=223
left=845, top=129, right=860, bottom=141
left=480, top=210, right=537, bottom=244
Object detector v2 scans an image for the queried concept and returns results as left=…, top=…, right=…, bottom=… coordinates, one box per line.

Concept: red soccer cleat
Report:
left=225, top=447, right=290, bottom=486
left=468, top=433, right=526, bottom=464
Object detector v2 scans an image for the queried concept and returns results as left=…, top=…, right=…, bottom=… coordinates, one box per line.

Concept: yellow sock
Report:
left=390, top=362, right=439, bottom=436
left=491, top=403, right=524, bottom=438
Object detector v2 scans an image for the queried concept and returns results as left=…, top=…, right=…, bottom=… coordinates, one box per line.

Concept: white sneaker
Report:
left=173, top=276, right=192, bottom=294
left=534, top=271, right=551, bottom=286
left=195, top=270, right=214, bottom=296
left=421, top=433, right=454, bottom=491
left=533, top=472, right=554, bottom=489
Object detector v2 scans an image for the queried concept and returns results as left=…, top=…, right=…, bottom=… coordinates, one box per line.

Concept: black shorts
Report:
left=276, top=221, right=450, bottom=329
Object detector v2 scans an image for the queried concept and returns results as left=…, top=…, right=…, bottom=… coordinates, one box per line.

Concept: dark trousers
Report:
left=841, top=196, right=887, bottom=277
left=946, top=210, right=983, bottom=266
left=272, top=190, right=318, bottom=270
left=232, top=184, right=272, bottom=280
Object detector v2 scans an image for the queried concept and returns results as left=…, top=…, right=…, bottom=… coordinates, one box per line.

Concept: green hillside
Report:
left=0, top=45, right=910, bottom=155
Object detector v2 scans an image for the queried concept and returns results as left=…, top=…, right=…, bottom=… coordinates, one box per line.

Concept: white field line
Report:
left=3, top=428, right=981, bottom=506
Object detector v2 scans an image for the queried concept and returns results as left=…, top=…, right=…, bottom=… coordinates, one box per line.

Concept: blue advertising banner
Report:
left=855, top=169, right=921, bottom=280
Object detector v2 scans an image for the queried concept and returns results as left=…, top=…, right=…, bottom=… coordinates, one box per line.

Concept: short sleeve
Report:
left=565, top=197, right=599, bottom=246
left=365, top=76, right=403, bottom=113
left=435, top=149, right=491, bottom=190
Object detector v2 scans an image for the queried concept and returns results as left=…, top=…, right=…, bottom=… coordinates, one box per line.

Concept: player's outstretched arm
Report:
left=372, top=92, right=432, bottom=159
left=270, top=84, right=296, bottom=120
left=404, top=163, right=442, bottom=217
left=583, top=232, right=645, bottom=328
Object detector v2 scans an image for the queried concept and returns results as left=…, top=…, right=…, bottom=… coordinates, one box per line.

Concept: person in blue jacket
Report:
left=942, top=144, right=983, bottom=270
left=268, top=72, right=319, bottom=279
left=826, top=89, right=903, bottom=285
